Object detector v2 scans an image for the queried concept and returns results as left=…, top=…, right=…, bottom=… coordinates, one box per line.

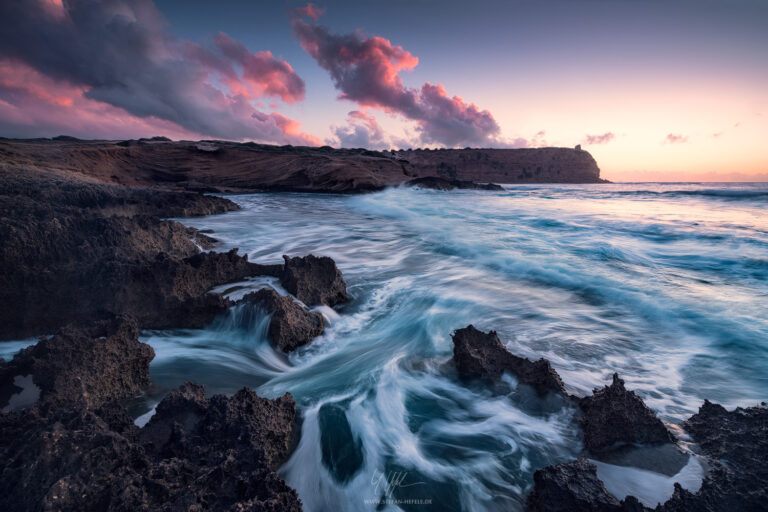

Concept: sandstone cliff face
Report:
left=395, top=147, right=602, bottom=183
left=0, top=138, right=603, bottom=192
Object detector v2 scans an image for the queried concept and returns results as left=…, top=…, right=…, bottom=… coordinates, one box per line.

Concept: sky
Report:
left=0, top=0, right=766, bottom=181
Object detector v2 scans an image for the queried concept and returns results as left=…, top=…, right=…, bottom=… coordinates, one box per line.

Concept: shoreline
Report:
left=0, top=158, right=764, bottom=511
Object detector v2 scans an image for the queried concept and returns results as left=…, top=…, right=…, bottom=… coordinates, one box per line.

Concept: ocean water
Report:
left=33, top=183, right=768, bottom=510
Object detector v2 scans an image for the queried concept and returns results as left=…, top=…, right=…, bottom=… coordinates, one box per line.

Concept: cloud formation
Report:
left=584, top=132, right=615, bottom=145
left=0, top=0, right=318, bottom=144
left=292, top=8, right=501, bottom=147
left=327, top=110, right=387, bottom=148
left=665, top=133, right=688, bottom=144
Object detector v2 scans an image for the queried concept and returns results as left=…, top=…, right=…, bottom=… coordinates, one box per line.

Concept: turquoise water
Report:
left=84, top=183, right=768, bottom=509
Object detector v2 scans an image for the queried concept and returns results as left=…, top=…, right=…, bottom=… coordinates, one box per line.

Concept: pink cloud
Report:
left=665, top=133, right=688, bottom=144
left=213, top=33, right=305, bottom=104
left=0, top=58, right=200, bottom=140
left=327, top=110, right=387, bottom=148
left=0, top=0, right=318, bottom=145
left=292, top=14, right=500, bottom=146
left=583, top=132, right=615, bottom=145
left=294, top=3, right=325, bottom=22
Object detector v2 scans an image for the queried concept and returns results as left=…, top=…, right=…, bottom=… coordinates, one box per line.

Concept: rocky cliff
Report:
left=395, top=146, right=602, bottom=183
left=0, top=138, right=603, bottom=192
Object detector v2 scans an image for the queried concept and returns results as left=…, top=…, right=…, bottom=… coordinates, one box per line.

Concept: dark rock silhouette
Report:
left=656, top=401, right=768, bottom=511
left=0, top=138, right=604, bottom=193
left=451, top=325, right=566, bottom=394
left=0, top=317, right=153, bottom=411
left=0, top=383, right=302, bottom=511
left=404, top=176, right=504, bottom=191
left=578, top=373, right=675, bottom=453
left=240, top=288, right=325, bottom=351
left=526, top=401, right=768, bottom=511
left=280, top=254, right=350, bottom=307
left=527, top=458, right=644, bottom=512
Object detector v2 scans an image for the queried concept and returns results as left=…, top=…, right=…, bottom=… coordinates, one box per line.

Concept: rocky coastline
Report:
left=0, top=151, right=763, bottom=511
left=450, top=325, right=767, bottom=512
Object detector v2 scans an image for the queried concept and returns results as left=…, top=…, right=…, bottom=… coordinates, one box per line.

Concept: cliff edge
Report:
left=0, top=138, right=604, bottom=193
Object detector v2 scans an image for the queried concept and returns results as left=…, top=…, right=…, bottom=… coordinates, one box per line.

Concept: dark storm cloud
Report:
left=0, top=0, right=317, bottom=143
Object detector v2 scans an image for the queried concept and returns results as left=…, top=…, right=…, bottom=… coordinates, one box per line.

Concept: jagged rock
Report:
left=404, top=176, right=504, bottom=191
left=0, top=383, right=302, bottom=511
left=578, top=373, right=674, bottom=453
left=0, top=317, right=153, bottom=411
left=657, top=401, right=768, bottom=511
left=140, top=382, right=299, bottom=470
left=527, top=458, right=645, bottom=512
left=280, top=254, right=349, bottom=307
left=451, top=325, right=566, bottom=394
left=0, top=167, right=255, bottom=339
left=239, top=288, right=324, bottom=351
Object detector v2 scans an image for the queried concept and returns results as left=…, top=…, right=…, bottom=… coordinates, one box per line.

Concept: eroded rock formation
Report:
left=527, top=458, right=644, bottom=512
left=0, top=317, right=153, bottom=411
left=578, top=373, right=675, bottom=453
left=0, top=138, right=604, bottom=194
left=0, top=383, right=302, bottom=511
left=403, top=176, right=504, bottom=191
left=239, top=288, right=325, bottom=351
left=451, top=325, right=566, bottom=394
left=280, top=254, right=350, bottom=307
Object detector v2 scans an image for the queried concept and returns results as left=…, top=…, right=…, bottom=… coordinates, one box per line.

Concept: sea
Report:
left=5, top=182, right=767, bottom=510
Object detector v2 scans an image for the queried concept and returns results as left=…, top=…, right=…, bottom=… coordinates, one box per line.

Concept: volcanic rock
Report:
left=527, top=458, right=644, bottom=512
left=527, top=401, right=768, bottom=512
left=578, top=373, right=675, bottom=453
left=280, top=254, right=350, bottom=307
left=404, top=176, right=504, bottom=191
left=0, top=317, right=153, bottom=411
left=239, top=288, right=325, bottom=351
left=0, top=167, right=254, bottom=339
left=0, top=382, right=302, bottom=511
left=656, top=401, right=768, bottom=511
left=451, top=325, right=566, bottom=394
left=140, top=382, right=300, bottom=471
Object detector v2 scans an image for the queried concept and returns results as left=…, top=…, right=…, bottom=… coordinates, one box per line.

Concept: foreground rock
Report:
left=0, top=317, right=153, bottom=411
left=527, top=459, right=643, bottom=512
left=578, top=373, right=675, bottom=453
left=280, top=254, right=350, bottom=307
left=658, top=401, right=768, bottom=511
left=526, top=401, right=767, bottom=512
left=404, top=176, right=504, bottom=191
left=451, top=325, right=566, bottom=394
left=240, top=288, right=325, bottom=351
left=0, top=383, right=302, bottom=511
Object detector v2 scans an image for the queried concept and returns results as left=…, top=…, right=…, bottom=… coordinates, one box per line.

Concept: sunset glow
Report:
left=1, top=0, right=766, bottom=181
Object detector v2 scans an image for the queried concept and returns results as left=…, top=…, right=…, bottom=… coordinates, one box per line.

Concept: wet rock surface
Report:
left=527, top=458, right=643, bottom=512
left=526, top=400, right=768, bottom=512
left=0, top=382, right=302, bottom=511
left=280, top=254, right=350, bottom=307
left=0, top=167, right=251, bottom=339
left=0, top=317, right=153, bottom=411
left=239, top=288, right=325, bottom=351
left=451, top=325, right=566, bottom=394
left=656, top=401, right=768, bottom=512
left=578, top=373, right=675, bottom=453
left=404, top=176, right=504, bottom=191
